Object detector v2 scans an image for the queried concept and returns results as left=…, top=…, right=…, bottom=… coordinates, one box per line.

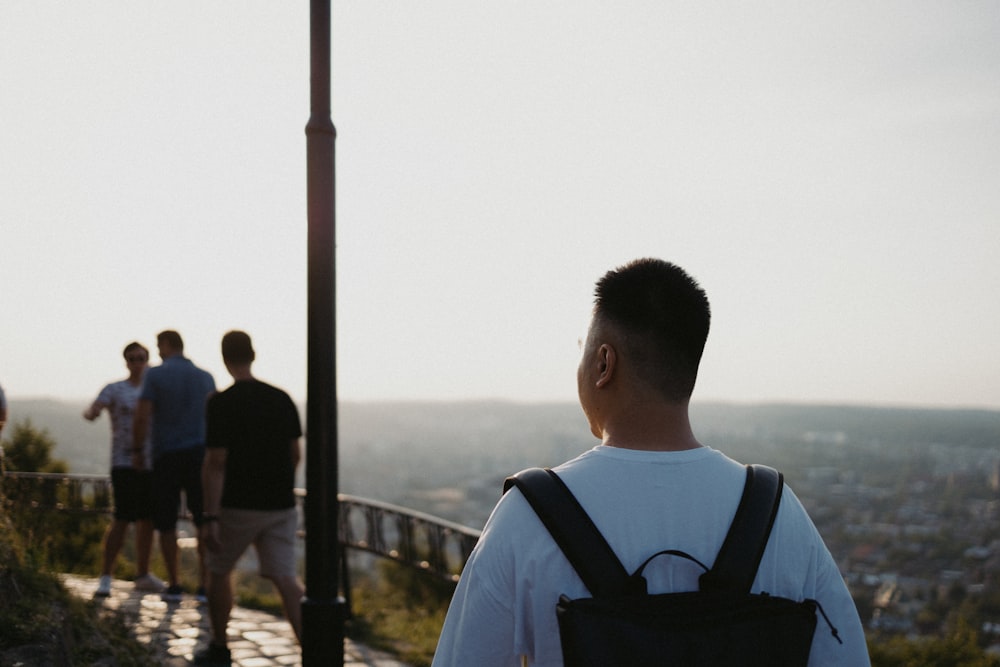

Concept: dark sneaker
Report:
left=193, top=643, right=232, bottom=666
left=161, top=584, right=184, bottom=602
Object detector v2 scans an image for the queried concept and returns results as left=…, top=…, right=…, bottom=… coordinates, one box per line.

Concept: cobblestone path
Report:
left=61, top=575, right=411, bottom=667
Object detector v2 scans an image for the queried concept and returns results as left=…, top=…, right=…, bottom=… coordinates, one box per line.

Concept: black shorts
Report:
left=151, top=447, right=205, bottom=532
left=110, top=467, right=154, bottom=522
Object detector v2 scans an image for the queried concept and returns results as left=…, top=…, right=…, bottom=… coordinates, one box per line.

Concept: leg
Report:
left=184, top=447, right=208, bottom=591
left=266, top=573, right=305, bottom=644
left=135, top=519, right=154, bottom=576
left=193, top=569, right=235, bottom=666
left=206, top=569, right=234, bottom=646
left=100, top=520, right=130, bottom=576
left=104, top=468, right=135, bottom=577
left=132, top=468, right=156, bottom=577
left=197, top=535, right=208, bottom=591
left=257, top=509, right=303, bottom=643
left=160, top=529, right=180, bottom=586
left=200, top=506, right=253, bottom=657
left=152, top=452, right=183, bottom=588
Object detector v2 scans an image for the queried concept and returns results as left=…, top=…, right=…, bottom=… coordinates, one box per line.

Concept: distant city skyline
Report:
left=2, top=2, right=998, bottom=409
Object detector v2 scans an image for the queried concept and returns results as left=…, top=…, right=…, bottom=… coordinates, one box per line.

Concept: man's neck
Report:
left=599, top=399, right=702, bottom=452
left=227, top=364, right=254, bottom=382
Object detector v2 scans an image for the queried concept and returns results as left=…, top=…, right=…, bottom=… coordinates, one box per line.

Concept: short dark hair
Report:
left=221, top=330, right=255, bottom=364
left=594, top=258, right=711, bottom=402
left=122, top=342, right=148, bottom=359
left=157, top=330, right=184, bottom=351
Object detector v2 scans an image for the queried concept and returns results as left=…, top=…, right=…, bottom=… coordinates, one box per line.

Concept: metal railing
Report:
left=1, top=471, right=481, bottom=583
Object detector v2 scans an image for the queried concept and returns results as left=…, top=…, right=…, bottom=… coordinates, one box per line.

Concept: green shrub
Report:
left=346, top=556, right=454, bottom=667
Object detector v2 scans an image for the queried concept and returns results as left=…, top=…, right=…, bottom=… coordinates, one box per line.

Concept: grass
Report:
left=0, top=516, right=158, bottom=666
left=1, top=494, right=451, bottom=666
left=224, top=552, right=453, bottom=667
left=344, top=557, right=454, bottom=667
left=220, top=554, right=451, bottom=667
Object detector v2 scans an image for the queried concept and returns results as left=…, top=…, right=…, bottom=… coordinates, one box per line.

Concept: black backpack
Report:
left=504, top=464, right=838, bottom=666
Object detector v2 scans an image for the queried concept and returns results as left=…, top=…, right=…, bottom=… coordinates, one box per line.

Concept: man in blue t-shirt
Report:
left=133, top=330, right=215, bottom=602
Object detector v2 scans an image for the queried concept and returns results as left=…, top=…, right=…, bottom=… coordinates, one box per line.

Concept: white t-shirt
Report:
left=432, top=445, right=870, bottom=667
left=93, top=380, right=150, bottom=468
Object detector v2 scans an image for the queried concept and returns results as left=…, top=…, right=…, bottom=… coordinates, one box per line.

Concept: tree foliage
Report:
left=2, top=418, right=68, bottom=473
left=869, top=621, right=1000, bottom=667
left=1, top=418, right=102, bottom=573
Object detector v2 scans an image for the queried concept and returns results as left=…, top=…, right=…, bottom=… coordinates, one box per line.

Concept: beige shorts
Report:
left=207, top=507, right=298, bottom=578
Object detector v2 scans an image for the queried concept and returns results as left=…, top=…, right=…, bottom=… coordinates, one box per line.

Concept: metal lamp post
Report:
left=301, top=0, right=346, bottom=664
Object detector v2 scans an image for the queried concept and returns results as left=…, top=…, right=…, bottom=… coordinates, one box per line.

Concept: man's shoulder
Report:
left=241, top=379, right=293, bottom=401
left=139, top=364, right=170, bottom=392
left=209, top=383, right=240, bottom=404
left=170, top=357, right=214, bottom=385
left=105, top=378, right=138, bottom=394
left=253, top=382, right=300, bottom=424
left=261, top=380, right=292, bottom=399
left=190, top=363, right=215, bottom=388
left=214, top=379, right=290, bottom=401
left=96, top=380, right=126, bottom=403
left=144, top=361, right=177, bottom=383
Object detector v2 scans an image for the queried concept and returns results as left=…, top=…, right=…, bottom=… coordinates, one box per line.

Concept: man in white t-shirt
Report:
left=84, top=342, right=163, bottom=597
left=432, top=258, right=870, bottom=666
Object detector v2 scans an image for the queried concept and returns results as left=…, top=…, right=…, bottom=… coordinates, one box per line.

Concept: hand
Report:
left=131, top=450, right=146, bottom=470
left=200, top=521, right=222, bottom=552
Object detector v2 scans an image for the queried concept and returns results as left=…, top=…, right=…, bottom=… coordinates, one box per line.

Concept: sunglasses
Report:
left=126, top=356, right=148, bottom=363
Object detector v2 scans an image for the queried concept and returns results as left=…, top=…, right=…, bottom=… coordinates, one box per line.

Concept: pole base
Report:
left=301, top=596, right=349, bottom=666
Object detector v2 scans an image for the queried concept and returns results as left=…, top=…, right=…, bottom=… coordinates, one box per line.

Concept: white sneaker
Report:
left=94, top=575, right=112, bottom=598
left=134, top=573, right=165, bottom=592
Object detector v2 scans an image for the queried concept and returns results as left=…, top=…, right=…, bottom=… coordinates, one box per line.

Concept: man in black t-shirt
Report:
left=195, top=331, right=303, bottom=667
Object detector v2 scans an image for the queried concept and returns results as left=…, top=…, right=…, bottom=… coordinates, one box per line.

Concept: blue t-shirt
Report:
left=140, top=355, right=215, bottom=459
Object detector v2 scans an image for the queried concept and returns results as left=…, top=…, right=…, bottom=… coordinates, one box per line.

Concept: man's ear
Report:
left=595, top=343, right=616, bottom=388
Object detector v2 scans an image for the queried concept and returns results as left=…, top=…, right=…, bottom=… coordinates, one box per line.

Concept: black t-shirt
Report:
left=206, top=379, right=302, bottom=510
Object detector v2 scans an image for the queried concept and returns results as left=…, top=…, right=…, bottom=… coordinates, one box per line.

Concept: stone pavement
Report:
left=61, top=575, right=411, bottom=667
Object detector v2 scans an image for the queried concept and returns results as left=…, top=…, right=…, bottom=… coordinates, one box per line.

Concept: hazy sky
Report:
left=2, top=2, right=998, bottom=409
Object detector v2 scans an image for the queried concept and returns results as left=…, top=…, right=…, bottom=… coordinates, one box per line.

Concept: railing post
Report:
left=301, top=0, right=346, bottom=665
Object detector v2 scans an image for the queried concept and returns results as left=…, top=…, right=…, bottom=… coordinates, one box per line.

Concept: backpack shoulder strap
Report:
left=699, top=464, right=784, bottom=594
left=504, top=468, right=639, bottom=598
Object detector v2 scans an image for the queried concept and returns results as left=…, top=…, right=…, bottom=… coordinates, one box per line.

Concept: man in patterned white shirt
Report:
left=84, top=341, right=164, bottom=597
